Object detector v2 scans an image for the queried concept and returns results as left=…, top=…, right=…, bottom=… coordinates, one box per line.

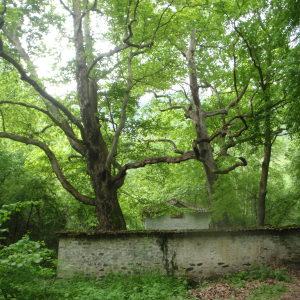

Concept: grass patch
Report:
left=51, top=273, right=190, bottom=300
left=224, top=265, right=291, bottom=287
left=0, top=273, right=192, bottom=300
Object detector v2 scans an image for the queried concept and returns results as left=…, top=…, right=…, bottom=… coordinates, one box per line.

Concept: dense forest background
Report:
left=0, top=0, right=299, bottom=246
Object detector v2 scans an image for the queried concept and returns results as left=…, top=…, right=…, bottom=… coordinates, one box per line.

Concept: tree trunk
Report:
left=257, top=142, right=271, bottom=226
left=257, top=88, right=272, bottom=226
left=204, top=166, right=218, bottom=203
left=187, top=30, right=218, bottom=204
left=72, top=0, right=126, bottom=230
left=257, top=114, right=272, bottom=226
left=94, top=184, right=126, bottom=230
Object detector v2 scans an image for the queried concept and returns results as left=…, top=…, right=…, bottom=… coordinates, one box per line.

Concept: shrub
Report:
left=0, top=235, right=55, bottom=299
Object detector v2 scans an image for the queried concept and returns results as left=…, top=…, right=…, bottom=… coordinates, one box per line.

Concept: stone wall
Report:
left=57, top=228, right=300, bottom=279
left=144, top=213, right=211, bottom=230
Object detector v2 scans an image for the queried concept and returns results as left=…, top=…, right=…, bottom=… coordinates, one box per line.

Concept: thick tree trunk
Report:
left=72, top=0, right=126, bottom=230
left=187, top=30, right=218, bottom=204
left=94, top=184, right=126, bottom=230
left=204, top=167, right=218, bottom=203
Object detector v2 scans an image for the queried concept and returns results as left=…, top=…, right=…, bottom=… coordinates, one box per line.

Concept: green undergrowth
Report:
left=224, top=265, right=291, bottom=287
left=0, top=272, right=191, bottom=300
left=50, top=274, right=190, bottom=300
left=0, top=236, right=292, bottom=300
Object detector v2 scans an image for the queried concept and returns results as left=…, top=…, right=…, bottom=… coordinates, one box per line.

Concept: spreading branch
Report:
left=152, top=92, right=187, bottom=112
left=59, top=0, right=74, bottom=16
left=214, top=157, right=247, bottom=174
left=0, top=131, right=95, bottom=205
left=106, top=54, right=133, bottom=168
left=0, top=43, right=84, bottom=133
left=0, top=100, right=85, bottom=155
left=87, top=0, right=175, bottom=76
left=1, top=29, right=86, bottom=156
left=204, top=83, right=249, bottom=117
left=87, top=44, right=129, bottom=76
left=123, top=0, right=140, bottom=45
left=160, top=105, right=186, bottom=112
left=209, top=115, right=248, bottom=142
left=234, top=25, right=265, bottom=89
left=114, top=150, right=196, bottom=181
left=145, top=139, right=184, bottom=154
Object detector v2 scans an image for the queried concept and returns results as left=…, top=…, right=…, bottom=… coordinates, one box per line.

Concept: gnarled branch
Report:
left=145, top=139, right=184, bottom=154
left=0, top=131, right=94, bottom=206
left=214, top=157, right=247, bottom=174
left=114, top=150, right=196, bottom=182
left=0, top=100, right=86, bottom=155
left=0, top=45, right=84, bottom=133
left=106, top=54, right=133, bottom=168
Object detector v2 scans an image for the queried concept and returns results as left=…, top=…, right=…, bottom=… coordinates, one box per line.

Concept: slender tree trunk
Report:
left=257, top=109, right=272, bottom=226
left=257, top=85, right=272, bottom=226
left=257, top=142, right=271, bottom=226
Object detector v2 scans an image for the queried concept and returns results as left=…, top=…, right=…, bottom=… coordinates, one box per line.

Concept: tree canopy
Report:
left=0, top=0, right=299, bottom=231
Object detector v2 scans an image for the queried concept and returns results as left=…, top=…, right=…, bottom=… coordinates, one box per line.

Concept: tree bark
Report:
left=257, top=96, right=272, bottom=226
left=94, top=184, right=126, bottom=230
left=186, top=30, right=218, bottom=203
left=72, top=0, right=126, bottom=230
left=257, top=140, right=271, bottom=226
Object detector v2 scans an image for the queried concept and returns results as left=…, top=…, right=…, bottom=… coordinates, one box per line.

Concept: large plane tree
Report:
left=0, top=0, right=203, bottom=230
left=0, top=0, right=263, bottom=230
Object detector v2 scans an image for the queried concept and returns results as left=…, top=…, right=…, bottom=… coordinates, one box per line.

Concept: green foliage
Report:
left=0, top=236, right=55, bottom=299
left=0, top=0, right=300, bottom=231
left=0, top=201, right=40, bottom=240
left=50, top=273, right=189, bottom=300
left=0, top=271, right=190, bottom=300
left=0, top=147, right=67, bottom=246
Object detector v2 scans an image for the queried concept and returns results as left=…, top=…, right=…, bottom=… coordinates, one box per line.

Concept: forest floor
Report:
left=189, top=265, right=300, bottom=300
left=281, top=269, right=300, bottom=299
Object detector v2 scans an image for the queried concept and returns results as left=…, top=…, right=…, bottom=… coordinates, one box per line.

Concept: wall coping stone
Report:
left=58, top=226, right=300, bottom=239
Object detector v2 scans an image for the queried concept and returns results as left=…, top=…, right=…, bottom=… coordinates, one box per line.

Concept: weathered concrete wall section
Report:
left=145, top=213, right=211, bottom=230
left=57, top=228, right=300, bottom=279
left=58, top=236, right=165, bottom=278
